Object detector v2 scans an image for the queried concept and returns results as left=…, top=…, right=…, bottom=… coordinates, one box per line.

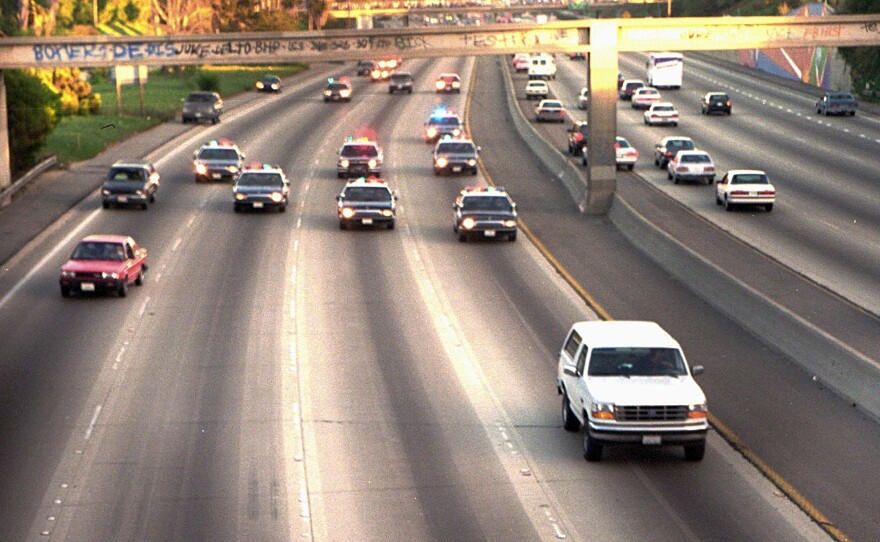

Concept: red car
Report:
left=60, top=235, right=148, bottom=298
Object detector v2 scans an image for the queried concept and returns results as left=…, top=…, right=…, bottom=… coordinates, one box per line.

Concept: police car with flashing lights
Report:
left=336, top=177, right=398, bottom=230
left=193, top=139, right=245, bottom=183
left=423, top=109, right=464, bottom=143
left=324, top=77, right=353, bottom=102
left=433, top=137, right=479, bottom=176
left=337, top=138, right=383, bottom=179
left=233, top=163, right=290, bottom=213
left=452, top=186, right=518, bottom=242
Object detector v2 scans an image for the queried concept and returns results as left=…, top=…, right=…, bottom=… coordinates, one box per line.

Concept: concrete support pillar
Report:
left=0, top=70, right=11, bottom=208
left=585, top=21, right=618, bottom=215
left=356, top=15, right=373, bottom=30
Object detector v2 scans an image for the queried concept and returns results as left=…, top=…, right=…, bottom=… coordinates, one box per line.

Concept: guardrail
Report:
left=0, top=155, right=57, bottom=208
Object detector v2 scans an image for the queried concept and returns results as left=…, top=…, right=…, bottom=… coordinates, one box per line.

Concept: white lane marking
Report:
left=0, top=208, right=101, bottom=312
left=299, top=480, right=310, bottom=518
left=155, top=272, right=162, bottom=283
left=187, top=216, right=196, bottom=228
left=139, top=296, right=150, bottom=318
left=293, top=240, right=299, bottom=253
left=171, top=238, right=183, bottom=252
left=84, top=405, right=102, bottom=441
left=296, top=217, right=302, bottom=229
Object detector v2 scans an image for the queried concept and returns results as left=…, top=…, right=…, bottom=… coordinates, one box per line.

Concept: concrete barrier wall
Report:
left=495, top=56, right=880, bottom=423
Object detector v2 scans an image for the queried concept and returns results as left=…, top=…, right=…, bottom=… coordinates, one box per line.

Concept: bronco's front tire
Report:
left=583, top=431, right=603, bottom=462
left=562, top=393, right=579, bottom=432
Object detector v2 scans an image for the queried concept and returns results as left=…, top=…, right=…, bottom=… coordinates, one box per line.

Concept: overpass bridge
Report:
left=2, top=14, right=879, bottom=212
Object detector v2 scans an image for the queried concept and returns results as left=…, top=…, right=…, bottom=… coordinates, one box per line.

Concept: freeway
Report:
left=0, top=54, right=874, bottom=541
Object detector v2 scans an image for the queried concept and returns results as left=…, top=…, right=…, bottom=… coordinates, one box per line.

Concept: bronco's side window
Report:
left=576, top=346, right=589, bottom=376
left=563, top=331, right=581, bottom=360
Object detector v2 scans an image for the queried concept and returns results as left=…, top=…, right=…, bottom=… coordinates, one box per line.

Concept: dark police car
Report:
left=337, top=138, right=383, bottom=178
left=453, top=186, right=518, bottom=242
left=337, top=177, right=398, bottom=230
left=433, top=138, right=479, bottom=176
left=233, top=163, right=290, bottom=213
left=193, top=139, right=245, bottom=182
left=324, top=77, right=353, bottom=102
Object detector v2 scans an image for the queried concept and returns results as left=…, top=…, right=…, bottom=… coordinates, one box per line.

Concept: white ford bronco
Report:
left=556, top=321, right=708, bottom=461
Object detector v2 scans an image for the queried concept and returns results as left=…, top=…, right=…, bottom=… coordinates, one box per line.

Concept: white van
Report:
left=528, top=54, right=556, bottom=80
left=556, top=321, right=708, bottom=461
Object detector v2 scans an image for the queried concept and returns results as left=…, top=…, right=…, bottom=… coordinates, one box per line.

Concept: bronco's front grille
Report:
left=616, top=405, right=688, bottom=422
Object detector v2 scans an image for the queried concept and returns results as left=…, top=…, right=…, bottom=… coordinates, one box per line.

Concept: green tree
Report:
left=5, top=70, right=59, bottom=174
left=837, top=0, right=880, bottom=95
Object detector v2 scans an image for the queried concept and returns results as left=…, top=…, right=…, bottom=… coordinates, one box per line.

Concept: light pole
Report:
left=667, top=0, right=671, bottom=17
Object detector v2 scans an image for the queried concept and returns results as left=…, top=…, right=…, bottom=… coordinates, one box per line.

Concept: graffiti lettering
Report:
left=32, top=43, right=109, bottom=62
left=680, top=27, right=710, bottom=40
left=863, top=22, right=879, bottom=33
left=802, top=25, right=841, bottom=40
left=393, top=35, right=428, bottom=51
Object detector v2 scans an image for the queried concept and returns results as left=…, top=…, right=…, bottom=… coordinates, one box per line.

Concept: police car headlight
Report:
left=435, top=81, right=445, bottom=90
left=435, top=157, right=448, bottom=168
left=135, top=190, right=145, bottom=196
left=461, top=217, right=476, bottom=230
left=341, top=207, right=355, bottom=218
left=452, top=81, right=461, bottom=88
left=368, top=159, right=377, bottom=169
left=339, top=159, right=350, bottom=168
left=61, top=270, right=76, bottom=278
left=467, top=159, right=476, bottom=166
left=381, top=209, right=393, bottom=217
left=235, top=192, right=247, bottom=201
left=340, top=89, right=352, bottom=97
left=101, top=189, right=110, bottom=196
left=195, top=163, right=208, bottom=175
left=101, top=272, right=119, bottom=279
left=427, top=128, right=438, bottom=138
left=271, top=83, right=279, bottom=90
left=227, top=165, right=239, bottom=173
left=503, top=219, right=517, bottom=228
left=452, top=128, right=461, bottom=136
left=324, top=90, right=332, bottom=96
left=256, top=81, right=265, bottom=89
left=270, top=192, right=283, bottom=202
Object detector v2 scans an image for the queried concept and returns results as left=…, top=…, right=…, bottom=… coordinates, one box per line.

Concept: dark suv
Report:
left=701, top=92, right=732, bottom=115
left=433, top=139, right=479, bottom=176
left=389, top=72, right=414, bottom=94
left=193, top=139, right=245, bottom=182
left=182, top=91, right=223, bottom=124
left=102, top=160, right=160, bottom=210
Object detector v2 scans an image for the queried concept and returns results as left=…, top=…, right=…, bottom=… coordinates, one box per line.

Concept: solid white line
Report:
left=0, top=209, right=101, bottom=312
left=139, top=296, right=150, bottom=317
left=84, top=405, right=102, bottom=441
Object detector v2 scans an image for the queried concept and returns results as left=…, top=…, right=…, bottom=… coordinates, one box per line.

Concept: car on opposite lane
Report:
left=255, top=74, right=282, bottom=93
left=233, top=163, right=290, bottom=213
left=453, top=185, right=518, bottom=242
left=433, top=138, right=480, bottom=176
left=701, top=92, right=732, bottom=115
left=715, top=169, right=776, bottom=212
left=525, top=80, right=550, bottom=100
left=337, top=138, right=383, bottom=178
left=644, top=102, right=679, bottom=126
left=337, top=177, right=398, bottom=230
left=654, top=136, right=696, bottom=169
left=535, top=99, right=566, bottom=123
left=101, top=160, right=160, bottom=210
left=60, top=235, right=148, bottom=298
left=667, top=150, right=716, bottom=185
left=356, top=60, right=377, bottom=76
left=181, top=91, right=223, bottom=124
left=435, top=73, right=462, bottom=93
left=815, top=92, right=858, bottom=116
left=193, top=139, right=245, bottom=183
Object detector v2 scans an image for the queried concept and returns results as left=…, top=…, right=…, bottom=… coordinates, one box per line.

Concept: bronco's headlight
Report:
left=466, top=159, right=476, bottom=166
left=235, top=192, right=247, bottom=201
left=503, top=219, right=517, bottom=228
left=227, top=165, right=239, bottom=173
left=381, top=209, right=393, bottom=217
left=101, top=272, right=119, bottom=279
left=368, top=159, right=377, bottom=169
left=461, top=217, right=476, bottom=230
left=101, top=189, right=110, bottom=196
left=591, top=403, right=615, bottom=420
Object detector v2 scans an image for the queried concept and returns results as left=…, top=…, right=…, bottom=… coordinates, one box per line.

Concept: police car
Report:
left=452, top=186, right=518, bottom=242
left=433, top=137, right=479, bottom=176
left=423, top=108, right=464, bottom=143
left=337, top=177, right=398, bottom=230
left=324, top=77, right=353, bottom=102
left=337, top=137, right=383, bottom=179
left=193, top=138, right=245, bottom=183
left=233, top=163, right=290, bottom=213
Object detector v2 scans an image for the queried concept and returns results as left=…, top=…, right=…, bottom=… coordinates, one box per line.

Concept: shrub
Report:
left=195, top=71, right=221, bottom=92
left=4, top=70, right=59, bottom=175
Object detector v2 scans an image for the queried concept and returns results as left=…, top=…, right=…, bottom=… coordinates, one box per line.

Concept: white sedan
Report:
left=578, top=87, right=589, bottom=109
left=631, top=87, right=662, bottom=110
left=581, top=136, right=638, bottom=170
left=667, top=150, right=715, bottom=184
left=535, top=99, right=566, bottom=123
left=715, top=169, right=776, bottom=212
left=644, top=102, right=679, bottom=126
left=525, top=80, right=549, bottom=100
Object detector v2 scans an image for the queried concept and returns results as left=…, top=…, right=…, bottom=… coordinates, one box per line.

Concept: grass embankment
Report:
left=44, top=64, right=307, bottom=164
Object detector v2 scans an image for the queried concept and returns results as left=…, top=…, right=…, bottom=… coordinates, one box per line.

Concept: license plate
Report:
left=118, top=196, right=128, bottom=202
left=195, top=112, right=203, bottom=117
left=452, top=166, right=462, bottom=172
left=253, top=202, right=263, bottom=208
left=362, top=218, right=373, bottom=225
left=212, top=173, right=221, bottom=179
left=80, top=282, right=95, bottom=292
left=749, top=191, right=758, bottom=197
left=642, top=435, right=661, bottom=445
left=484, top=230, right=496, bottom=237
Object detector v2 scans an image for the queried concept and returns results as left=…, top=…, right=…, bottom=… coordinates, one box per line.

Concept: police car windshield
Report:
left=437, top=142, right=475, bottom=154
left=588, top=348, right=687, bottom=377
left=237, top=173, right=283, bottom=187
left=429, top=116, right=460, bottom=126
left=462, top=196, right=512, bottom=212
left=198, top=148, right=239, bottom=160
left=341, top=145, right=378, bottom=157
left=343, top=187, right=391, bottom=201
